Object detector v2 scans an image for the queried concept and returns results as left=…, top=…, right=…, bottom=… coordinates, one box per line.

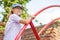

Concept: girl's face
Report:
left=12, top=7, right=22, bottom=16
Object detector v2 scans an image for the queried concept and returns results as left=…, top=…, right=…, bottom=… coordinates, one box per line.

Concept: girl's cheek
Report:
left=18, top=12, right=22, bottom=15
left=20, top=12, right=22, bottom=14
left=18, top=13, right=21, bottom=15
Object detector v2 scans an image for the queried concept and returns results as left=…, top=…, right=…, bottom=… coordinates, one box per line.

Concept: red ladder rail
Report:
left=15, top=19, right=40, bottom=40
left=30, top=21, right=40, bottom=40
left=15, top=5, right=60, bottom=40
left=34, top=5, right=60, bottom=16
left=15, top=24, right=28, bottom=40
left=38, top=18, right=60, bottom=35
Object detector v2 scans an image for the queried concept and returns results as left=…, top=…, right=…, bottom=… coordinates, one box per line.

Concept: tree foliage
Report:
left=0, top=0, right=31, bottom=31
left=0, top=0, right=31, bottom=22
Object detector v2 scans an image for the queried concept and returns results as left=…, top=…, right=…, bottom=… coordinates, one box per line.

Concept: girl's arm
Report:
left=19, top=16, right=35, bottom=24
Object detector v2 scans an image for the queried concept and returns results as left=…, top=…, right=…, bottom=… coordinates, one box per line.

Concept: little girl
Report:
left=4, top=4, right=35, bottom=40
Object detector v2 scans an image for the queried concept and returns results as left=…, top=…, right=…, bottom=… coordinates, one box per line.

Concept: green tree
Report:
left=0, top=0, right=31, bottom=22
left=0, top=0, right=31, bottom=31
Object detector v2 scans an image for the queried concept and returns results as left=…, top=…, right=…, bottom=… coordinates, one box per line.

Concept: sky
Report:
left=0, top=0, right=60, bottom=28
left=25, top=0, right=60, bottom=28
left=0, top=7, right=5, bottom=12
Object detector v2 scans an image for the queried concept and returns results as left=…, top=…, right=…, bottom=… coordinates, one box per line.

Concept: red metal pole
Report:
left=15, top=24, right=28, bottom=40
left=34, top=5, right=60, bottom=16
left=38, top=18, right=60, bottom=35
left=15, top=5, right=60, bottom=40
left=30, top=21, right=40, bottom=40
left=15, top=19, right=33, bottom=40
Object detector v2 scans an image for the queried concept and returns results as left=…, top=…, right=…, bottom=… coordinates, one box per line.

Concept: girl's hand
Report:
left=28, top=14, right=36, bottom=20
left=31, top=16, right=36, bottom=19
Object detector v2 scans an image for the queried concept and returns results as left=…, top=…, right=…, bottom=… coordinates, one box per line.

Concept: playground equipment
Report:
left=38, top=18, right=60, bottom=35
left=15, top=5, right=60, bottom=40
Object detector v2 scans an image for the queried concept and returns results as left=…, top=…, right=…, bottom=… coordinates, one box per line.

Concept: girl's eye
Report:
left=16, top=7, right=21, bottom=10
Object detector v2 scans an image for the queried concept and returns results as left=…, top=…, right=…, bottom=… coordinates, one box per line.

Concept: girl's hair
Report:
left=7, top=6, right=22, bottom=18
left=11, top=10, right=13, bottom=14
left=7, top=9, right=13, bottom=18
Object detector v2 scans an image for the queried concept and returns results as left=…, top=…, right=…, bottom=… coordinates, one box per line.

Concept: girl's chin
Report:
left=18, top=14, right=21, bottom=16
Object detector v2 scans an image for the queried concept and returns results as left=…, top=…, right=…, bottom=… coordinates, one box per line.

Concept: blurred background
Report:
left=0, top=0, right=60, bottom=40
